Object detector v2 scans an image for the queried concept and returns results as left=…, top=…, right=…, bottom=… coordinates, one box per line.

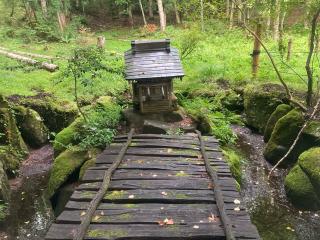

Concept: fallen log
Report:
left=0, top=49, right=59, bottom=72
left=0, top=46, right=59, bottom=60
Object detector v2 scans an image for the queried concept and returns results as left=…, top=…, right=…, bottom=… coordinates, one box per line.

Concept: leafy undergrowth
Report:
left=179, top=96, right=242, bottom=145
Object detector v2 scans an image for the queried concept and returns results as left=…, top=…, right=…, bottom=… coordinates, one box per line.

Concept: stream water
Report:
left=0, top=145, right=54, bottom=240
left=233, top=125, right=320, bottom=240
left=0, top=129, right=319, bottom=239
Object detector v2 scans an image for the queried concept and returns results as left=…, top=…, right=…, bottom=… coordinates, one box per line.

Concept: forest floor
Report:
left=0, top=21, right=313, bottom=103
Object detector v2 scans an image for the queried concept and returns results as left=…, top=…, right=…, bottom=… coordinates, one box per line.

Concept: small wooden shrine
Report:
left=124, top=39, right=184, bottom=113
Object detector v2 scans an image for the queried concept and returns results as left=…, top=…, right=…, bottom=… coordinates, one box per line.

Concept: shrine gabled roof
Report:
left=124, top=39, right=185, bottom=81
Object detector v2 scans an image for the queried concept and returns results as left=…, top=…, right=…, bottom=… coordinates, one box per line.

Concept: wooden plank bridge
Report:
left=46, top=131, right=260, bottom=240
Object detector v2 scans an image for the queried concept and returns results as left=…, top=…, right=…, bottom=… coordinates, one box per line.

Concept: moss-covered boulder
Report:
left=285, top=165, right=320, bottom=210
left=18, top=97, right=78, bottom=133
left=0, top=98, right=28, bottom=171
left=14, top=106, right=49, bottom=148
left=79, top=159, right=96, bottom=180
left=0, top=160, right=10, bottom=203
left=264, top=109, right=320, bottom=166
left=243, top=83, right=286, bottom=132
left=264, top=104, right=292, bottom=142
left=46, top=147, right=89, bottom=198
left=53, top=118, right=84, bottom=156
left=264, top=109, right=304, bottom=166
left=299, top=148, right=320, bottom=197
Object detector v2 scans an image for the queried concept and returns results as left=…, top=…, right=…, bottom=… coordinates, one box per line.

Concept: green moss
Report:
left=87, top=229, right=127, bottom=238
left=222, top=148, right=244, bottom=185
left=243, top=83, right=286, bottom=133
left=0, top=203, right=8, bottom=221
left=46, top=147, right=89, bottom=197
left=284, top=164, right=320, bottom=210
left=18, top=97, right=78, bottom=133
left=264, top=109, right=304, bottom=166
left=105, top=190, right=126, bottom=200
left=175, top=171, right=189, bottom=177
left=298, top=148, right=320, bottom=197
left=264, top=104, right=292, bottom=142
left=0, top=160, right=9, bottom=204
left=79, top=158, right=96, bottom=180
left=53, top=117, right=84, bottom=156
left=124, top=204, right=137, bottom=209
left=0, top=104, right=28, bottom=172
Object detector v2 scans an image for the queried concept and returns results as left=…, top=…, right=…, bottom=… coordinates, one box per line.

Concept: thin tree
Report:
left=174, top=0, right=181, bottom=24
left=148, top=0, right=154, bottom=19
left=200, top=0, right=204, bottom=31
left=273, top=0, right=281, bottom=40
left=139, top=0, right=147, bottom=26
left=306, top=8, right=320, bottom=106
left=157, top=0, right=166, bottom=31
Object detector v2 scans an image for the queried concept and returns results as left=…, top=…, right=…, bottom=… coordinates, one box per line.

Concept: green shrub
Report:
left=180, top=96, right=241, bottom=144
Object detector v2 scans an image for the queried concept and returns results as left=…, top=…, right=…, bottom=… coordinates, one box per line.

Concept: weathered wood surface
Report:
left=46, top=133, right=260, bottom=240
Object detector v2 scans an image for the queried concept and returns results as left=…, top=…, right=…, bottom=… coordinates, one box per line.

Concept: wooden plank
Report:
left=56, top=208, right=251, bottom=225
left=70, top=189, right=240, bottom=204
left=76, top=179, right=238, bottom=192
left=56, top=205, right=222, bottom=224
left=45, top=223, right=226, bottom=240
left=96, top=155, right=227, bottom=165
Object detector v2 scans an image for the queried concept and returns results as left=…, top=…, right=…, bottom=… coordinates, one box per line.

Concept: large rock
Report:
left=263, top=104, right=292, bottom=142
left=46, top=148, right=89, bottom=198
left=285, top=150, right=320, bottom=210
left=264, top=109, right=320, bottom=166
left=14, top=106, right=49, bottom=148
left=0, top=160, right=10, bottom=203
left=299, top=148, right=320, bottom=197
left=123, top=108, right=184, bottom=129
left=142, top=120, right=171, bottom=134
left=53, top=118, right=83, bottom=156
left=0, top=97, right=28, bottom=171
left=18, top=97, right=78, bottom=133
left=264, top=109, right=304, bottom=166
left=243, top=84, right=286, bottom=132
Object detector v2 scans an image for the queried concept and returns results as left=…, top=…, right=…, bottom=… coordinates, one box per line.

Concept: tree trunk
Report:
left=287, top=38, right=292, bottom=61
left=139, top=0, right=147, bottom=26
left=229, top=0, right=234, bottom=29
left=10, top=0, right=15, bottom=17
left=157, top=0, right=166, bottom=32
left=148, top=0, right=154, bottom=19
left=200, top=0, right=204, bottom=31
left=226, top=0, right=230, bottom=18
left=304, top=0, right=310, bottom=29
left=306, top=8, right=320, bottom=106
left=57, top=11, right=67, bottom=32
left=174, top=0, right=181, bottom=24
left=0, top=49, right=58, bottom=72
left=128, top=4, right=134, bottom=27
left=97, top=36, right=106, bottom=49
left=237, top=0, right=242, bottom=24
left=40, top=0, right=47, bottom=18
left=280, top=11, right=286, bottom=33
left=252, top=22, right=262, bottom=78
left=273, top=0, right=280, bottom=40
